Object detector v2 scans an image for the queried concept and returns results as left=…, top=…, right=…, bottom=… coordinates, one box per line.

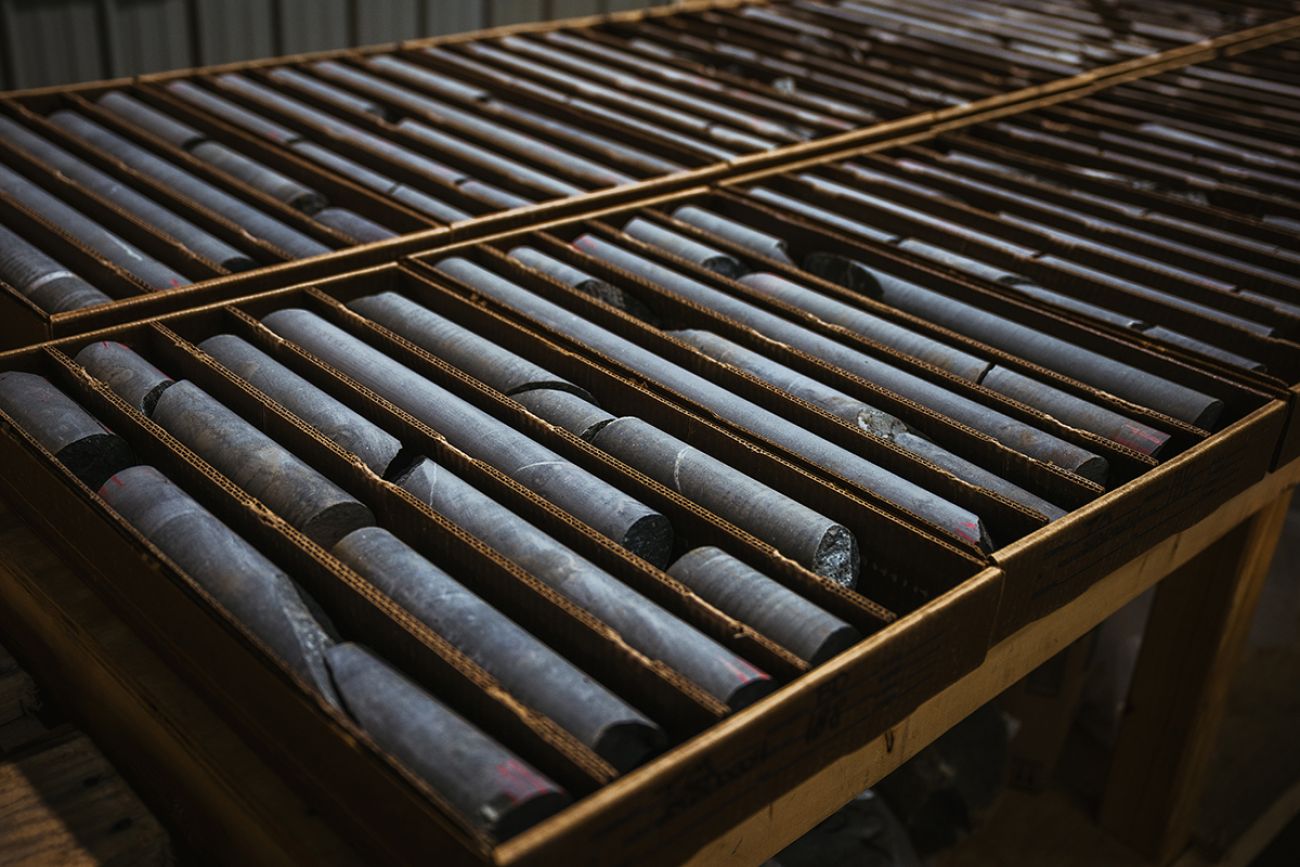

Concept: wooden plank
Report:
left=1100, top=489, right=1297, bottom=864
left=0, top=734, right=171, bottom=866
left=680, top=458, right=1300, bottom=866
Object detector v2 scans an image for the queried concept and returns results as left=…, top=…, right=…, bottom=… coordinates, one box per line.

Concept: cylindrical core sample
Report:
left=333, top=526, right=664, bottom=772
left=738, top=271, right=991, bottom=381
left=188, top=141, right=329, bottom=214
left=814, top=254, right=1221, bottom=430
left=580, top=237, right=1105, bottom=479
left=324, top=642, right=570, bottom=841
left=0, top=163, right=188, bottom=292
left=368, top=54, right=685, bottom=176
left=348, top=292, right=590, bottom=400
left=589, top=416, right=861, bottom=586
left=624, top=218, right=745, bottom=278
left=0, top=371, right=135, bottom=489
left=0, top=224, right=111, bottom=312
left=312, top=208, right=396, bottom=243
left=670, top=205, right=796, bottom=265
left=513, top=389, right=616, bottom=440
left=74, top=341, right=174, bottom=415
left=97, top=91, right=206, bottom=150
left=436, top=255, right=996, bottom=552
left=146, top=380, right=374, bottom=548
left=260, top=308, right=672, bottom=566
left=267, top=67, right=393, bottom=119
left=166, top=80, right=304, bottom=146
left=507, top=245, right=662, bottom=326
left=98, top=464, right=339, bottom=706
left=287, top=141, right=471, bottom=224
left=1142, top=327, right=1264, bottom=372
left=671, top=329, right=1069, bottom=520
left=0, top=116, right=256, bottom=274
left=392, top=457, right=773, bottom=710
left=49, top=111, right=331, bottom=261
left=214, top=73, right=531, bottom=211
left=197, top=334, right=402, bottom=476
left=667, top=547, right=860, bottom=665
left=311, top=59, right=634, bottom=189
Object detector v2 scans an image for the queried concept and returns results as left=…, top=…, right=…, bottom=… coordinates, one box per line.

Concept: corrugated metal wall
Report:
left=0, top=0, right=656, bottom=91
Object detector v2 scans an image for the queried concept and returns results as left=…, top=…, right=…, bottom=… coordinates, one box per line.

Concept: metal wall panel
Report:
left=103, top=0, right=192, bottom=77
left=426, top=0, right=486, bottom=35
left=277, top=0, right=350, bottom=55
left=490, top=0, right=544, bottom=25
left=1, top=0, right=657, bottom=91
left=1, top=0, right=107, bottom=90
left=195, top=0, right=276, bottom=66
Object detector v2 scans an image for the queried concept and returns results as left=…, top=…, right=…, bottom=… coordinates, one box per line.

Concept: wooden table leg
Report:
left=1100, top=489, right=1296, bottom=864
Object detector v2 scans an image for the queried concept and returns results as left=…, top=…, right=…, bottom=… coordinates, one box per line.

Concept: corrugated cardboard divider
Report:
left=829, top=148, right=1300, bottom=353
left=584, top=189, right=1163, bottom=483
left=0, top=96, right=307, bottom=264
left=0, top=259, right=1001, bottom=864
left=0, top=126, right=229, bottom=282
left=222, top=289, right=810, bottom=679
left=884, top=139, right=1300, bottom=383
left=496, top=564, right=1001, bottom=867
left=132, top=315, right=735, bottom=732
left=0, top=348, right=510, bottom=865
left=727, top=173, right=1266, bottom=440
left=129, top=81, right=437, bottom=231
left=284, top=264, right=915, bottom=624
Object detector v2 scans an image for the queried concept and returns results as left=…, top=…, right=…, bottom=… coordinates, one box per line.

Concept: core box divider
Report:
left=169, top=72, right=514, bottom=219
left=568, top=203, right=1115, bottom=501
left=0, top=192, right=158, bottom=300
left=0, top=346, right=605, bottom=864
left=264, top=52, right=700, bottom=187
left=569, top=190, right=1168, bottom=483
left=390, top=46, right=716, bottom=171
left=889, top=137, right=1300, bottom=311
left=0, top=133, right=229, bottom=282
left=117, top=316, right=738, bottom=734
left=225, top=279, right=822, bottom=681
left=967, top=116, right=1300, bottom=220
left=47, top=334, right=631, bottom=786
left=258, top=265, right=916, bottom=625
left=820, top=151, right=1300, bottom=344
left=515, top=223, right=1054, bottom=543
left=880, top=145, right=1300, bottom=382
left=54, top=90, right=353, bottom=247
left=935, top=124, right=1300, bottom=254
left=410, top=239, right=1039, bottom=554
left=480, top=216, right=1105, bottom=509
left=0, top=98, right=308, bottom=265
left=450, top=29, right=848, bottom=140
left=127, top=81, right=437, bottom=233
left=396, top=192, right=1284, bottom=644
left=727, top=173, right=1268, bottom=436
left=231, top=65, right=582, bottom=206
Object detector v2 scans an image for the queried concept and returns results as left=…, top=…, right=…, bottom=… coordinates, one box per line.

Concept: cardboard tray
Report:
left=2, top=1, right=1297, bottom=348
left=402, top=186, right=1286, bottom=641
left=0, top=261, right=998, bottom=864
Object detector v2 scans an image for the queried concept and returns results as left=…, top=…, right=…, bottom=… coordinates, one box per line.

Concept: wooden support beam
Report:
left=1101, top=489, right=1296, bottom=864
